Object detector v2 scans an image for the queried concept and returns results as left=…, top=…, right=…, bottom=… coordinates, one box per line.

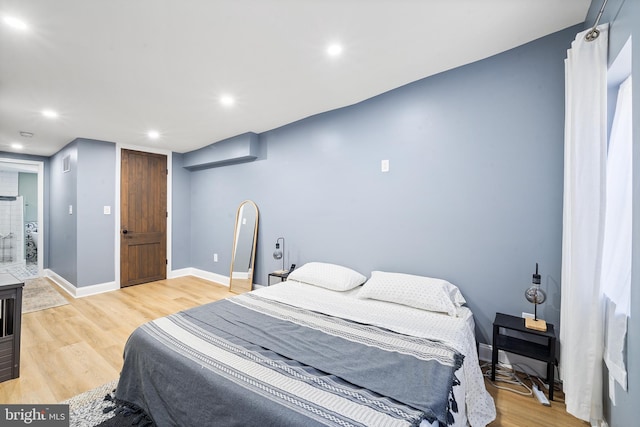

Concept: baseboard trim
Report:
left=169, top=267, right=230, bottom=287
left=44, top=269, right=119, bottom=298
left=44, top=267, right=249, bottom=297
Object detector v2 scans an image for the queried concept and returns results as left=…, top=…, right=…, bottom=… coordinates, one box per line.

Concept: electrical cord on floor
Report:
left=511, top=361, right=566, bottom=403
left=481, top=362, right=534, bottom=396
left=482, top=362, right=568, bottom=403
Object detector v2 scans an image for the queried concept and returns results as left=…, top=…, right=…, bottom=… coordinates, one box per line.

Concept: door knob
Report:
left=122, top=229, right=128, bottom=234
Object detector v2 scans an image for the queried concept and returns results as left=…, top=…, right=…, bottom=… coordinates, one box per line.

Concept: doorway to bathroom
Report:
left=0, top=158, right=45, bottom=281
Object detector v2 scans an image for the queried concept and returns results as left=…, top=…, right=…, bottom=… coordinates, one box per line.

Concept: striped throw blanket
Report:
left=116, top=293, right=464, bottom=426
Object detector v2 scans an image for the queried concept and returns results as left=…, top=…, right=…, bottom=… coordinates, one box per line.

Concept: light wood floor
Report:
left=0, top=276, right=236, bottom=404
left=485, top=372, right=588, bottom=427
left=0, top=276, right=588, bottom=426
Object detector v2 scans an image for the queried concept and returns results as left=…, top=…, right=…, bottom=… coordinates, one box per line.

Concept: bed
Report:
left=115, top=264, right=496, bottom=426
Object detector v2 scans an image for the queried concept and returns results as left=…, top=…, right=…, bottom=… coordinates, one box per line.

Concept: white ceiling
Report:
left=0, top=0, right=591, bottom=157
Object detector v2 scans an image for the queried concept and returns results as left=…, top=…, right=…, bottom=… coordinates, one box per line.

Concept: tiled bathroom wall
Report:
left=0, top=171, right=23, bottom=263
left=0, top=171, right=19, bottom=196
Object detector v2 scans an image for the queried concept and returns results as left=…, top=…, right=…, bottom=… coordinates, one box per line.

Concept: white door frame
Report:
left=0, top=157, right=45, bottom=275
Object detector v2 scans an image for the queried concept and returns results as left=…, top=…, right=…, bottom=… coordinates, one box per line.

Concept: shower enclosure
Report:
left=0, top=196, right=24, bottom=265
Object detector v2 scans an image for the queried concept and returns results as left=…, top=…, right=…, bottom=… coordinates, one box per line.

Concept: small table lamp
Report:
left=273, top=237, right=285, bottom=272
left=524, top=263, right=547, bottom=331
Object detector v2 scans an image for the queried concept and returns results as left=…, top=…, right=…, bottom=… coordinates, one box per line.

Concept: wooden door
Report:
left=120, top=149, right=167, bottom=287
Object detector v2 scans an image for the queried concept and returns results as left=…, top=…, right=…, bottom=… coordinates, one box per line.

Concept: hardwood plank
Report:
left=485, top=373, right=589, bottom=426
left=0, top=276, right=234, bottom=403
left=9, top=350, right=57, bottom=404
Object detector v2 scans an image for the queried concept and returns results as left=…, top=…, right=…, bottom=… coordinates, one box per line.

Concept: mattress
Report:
left=115, top=280, right=495, bottom=426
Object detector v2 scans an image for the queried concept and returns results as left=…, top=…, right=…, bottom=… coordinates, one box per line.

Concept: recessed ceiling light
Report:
left=327, top=43, right=343, bottom=57
left=220, top=95, right=235, bottom=107
left=11, top=142, right=23, bottom=150
left=3, top=15, right=28, bottom=31
left=147, top=130, right=160, bottom=139
left=42, top=109, right=58, bottom=118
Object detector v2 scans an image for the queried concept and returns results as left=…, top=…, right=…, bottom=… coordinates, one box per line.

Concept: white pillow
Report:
left=358, top=271, right=466, bottom=316
left=287, top=262, right=366, bottom=291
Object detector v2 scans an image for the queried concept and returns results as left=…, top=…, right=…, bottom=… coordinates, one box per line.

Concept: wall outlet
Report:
left=522, top=312, right=535, bottom=319
left=213, top=253, right=218, bottom=262
left=381, top=159, right=390, bottom=172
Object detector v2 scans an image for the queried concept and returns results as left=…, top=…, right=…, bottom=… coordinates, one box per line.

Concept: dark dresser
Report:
left=0, top=273, right=24, bottom=382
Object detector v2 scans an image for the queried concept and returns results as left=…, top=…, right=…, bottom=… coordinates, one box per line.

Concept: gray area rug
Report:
left=62, top=380, right=118, bottom=427
left=60, top=380, right=118, bottom=427
left=62, top=379, right=155, bottom=427
left=22, top=277, right=69, bottom=313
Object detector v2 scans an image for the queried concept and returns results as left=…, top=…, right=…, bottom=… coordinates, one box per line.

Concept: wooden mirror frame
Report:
left=229, top=200, right=259, bottom=293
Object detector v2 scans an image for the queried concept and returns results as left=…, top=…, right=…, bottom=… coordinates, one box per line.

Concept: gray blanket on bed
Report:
left=116, top=293, right=463, bottom=427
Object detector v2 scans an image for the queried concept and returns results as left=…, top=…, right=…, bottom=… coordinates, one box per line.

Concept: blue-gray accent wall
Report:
left=172, top=152, right=191, bottom=270
left=183, top=132, right=259, bottom=170
left=49, top=139, right=116, bottom=287
left=182, top=25, right=578, bottom=344
left=49, top=142, right=79, bottom=284
left=77, top=139, right=115, bottom=286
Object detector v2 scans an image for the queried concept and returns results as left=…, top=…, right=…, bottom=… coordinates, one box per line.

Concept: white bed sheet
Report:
left=254, top=280, right=496, bottom=427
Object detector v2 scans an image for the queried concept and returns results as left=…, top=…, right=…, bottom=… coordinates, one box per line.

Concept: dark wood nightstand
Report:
left=492, top=312, right=557, bottom=400
left=0, top=273, right=24, bottom=383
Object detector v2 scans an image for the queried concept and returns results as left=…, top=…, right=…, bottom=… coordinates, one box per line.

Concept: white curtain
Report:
left=602, top=75, right=632, bottom=394
left=560, top=24, right=608, bottom=422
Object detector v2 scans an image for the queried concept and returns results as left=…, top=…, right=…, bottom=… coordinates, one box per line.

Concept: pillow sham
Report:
left=358, top=271, right=466, bottom=316
left=286, top=262, right=367, bottom=291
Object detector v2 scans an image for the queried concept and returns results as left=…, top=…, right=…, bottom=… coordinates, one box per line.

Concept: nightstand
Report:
left=267, top=271, right=290, bottom=286
left=491, top=312, right=557, bottom=400
left=0, top=273, right=24, bottom=383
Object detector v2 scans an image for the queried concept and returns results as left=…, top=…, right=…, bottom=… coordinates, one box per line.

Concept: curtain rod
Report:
left=585, top=0, right=609, bottom=41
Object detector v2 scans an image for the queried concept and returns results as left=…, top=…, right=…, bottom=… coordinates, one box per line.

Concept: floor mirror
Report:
left=229, top=200, right=259, bottom=293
